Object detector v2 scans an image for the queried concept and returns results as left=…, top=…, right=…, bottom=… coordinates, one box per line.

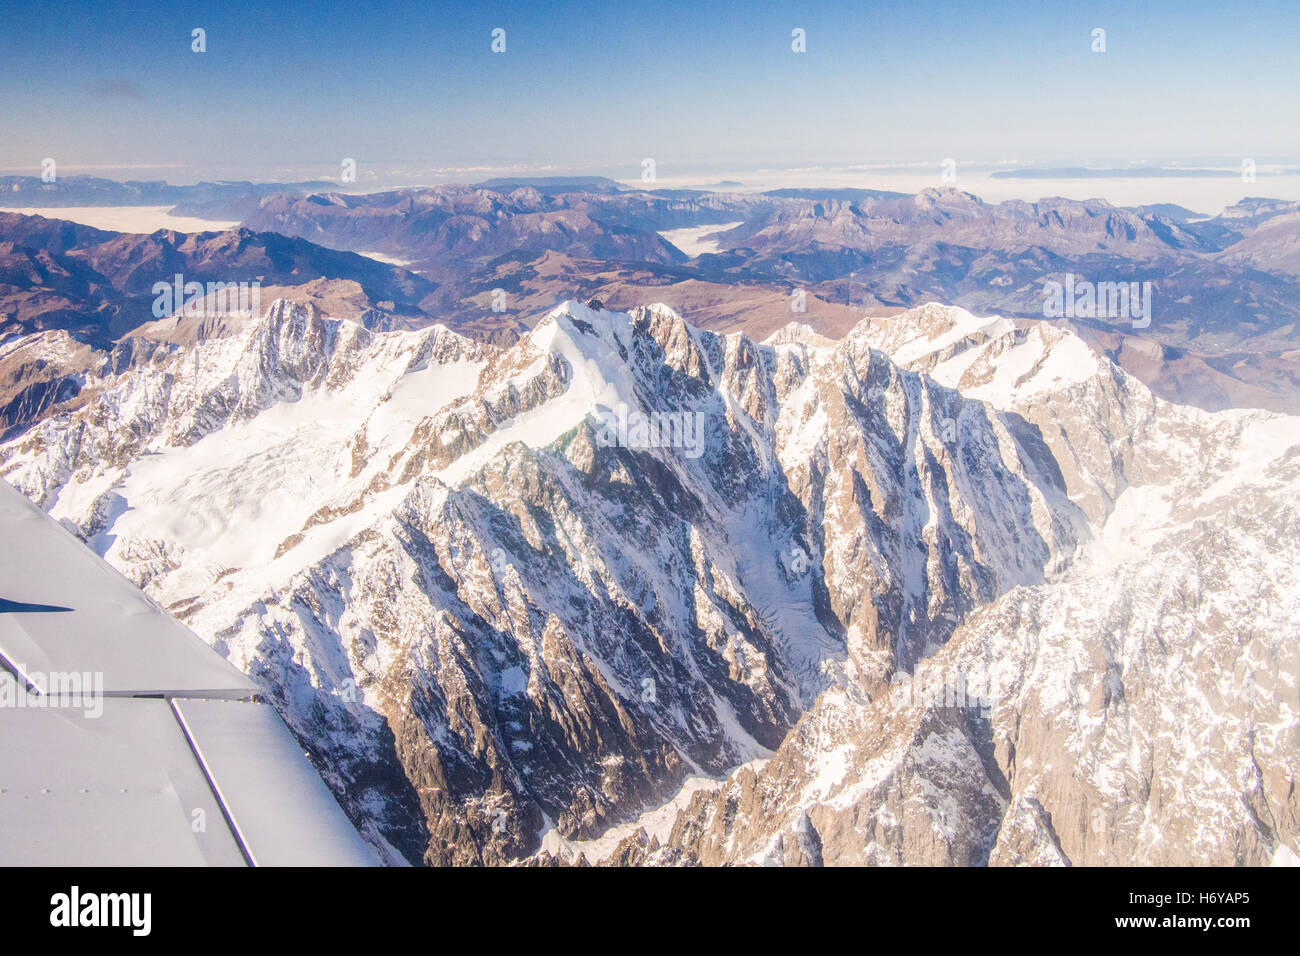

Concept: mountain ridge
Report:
left=2, top=297, right=1296, bottom=865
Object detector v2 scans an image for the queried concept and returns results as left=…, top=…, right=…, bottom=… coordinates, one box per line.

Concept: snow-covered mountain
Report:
left=2, top=298, right=1295, bottom=865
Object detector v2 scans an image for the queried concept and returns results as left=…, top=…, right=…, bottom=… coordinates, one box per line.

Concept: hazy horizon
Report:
left=6, top=159, right=1300, bottom=221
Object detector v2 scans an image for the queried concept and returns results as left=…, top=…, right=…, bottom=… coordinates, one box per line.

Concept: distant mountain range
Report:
left=0, top=174, right=341, bottom=209
left=5, top=177, right=1300, bottom=444
left=225, top=183, right=1300, bottom=361
left=0, top=212, right=436, bottom=340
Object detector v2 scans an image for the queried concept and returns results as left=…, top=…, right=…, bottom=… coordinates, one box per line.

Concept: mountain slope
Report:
left=2, top=298, right=1295, bottom=865
left=615, top=357, right=1300, bottom=865
left=0, top=213, right=439, bottom=343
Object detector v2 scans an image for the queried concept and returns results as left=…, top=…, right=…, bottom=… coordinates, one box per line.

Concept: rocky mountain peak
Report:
left=2, top=296, right=1295, bottom=866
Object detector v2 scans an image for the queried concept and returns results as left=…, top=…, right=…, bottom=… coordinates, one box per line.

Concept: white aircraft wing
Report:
left=0, top=478, right=376, bottom=866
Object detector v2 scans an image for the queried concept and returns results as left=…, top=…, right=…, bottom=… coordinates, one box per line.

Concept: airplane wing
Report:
left=0, top=478, right=376, bottom=866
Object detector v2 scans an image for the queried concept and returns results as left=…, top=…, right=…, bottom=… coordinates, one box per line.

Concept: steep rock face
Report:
left=618, top=320, right=1300, bottom=867
left=642, top=452, right=1300, bottom=866
left=0, top=298, right=1098, bottom=864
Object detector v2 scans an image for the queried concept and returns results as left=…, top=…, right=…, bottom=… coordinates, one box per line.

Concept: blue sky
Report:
left=1, top=0, right=1297, bottom=182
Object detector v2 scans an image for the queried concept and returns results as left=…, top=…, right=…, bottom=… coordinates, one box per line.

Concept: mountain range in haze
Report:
left=4, top=177, right=1300, bottom=446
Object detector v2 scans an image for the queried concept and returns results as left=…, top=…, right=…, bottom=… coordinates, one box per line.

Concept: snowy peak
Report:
left=762, top=322, right=836, bottom=349
left=4, top=294, right=1295, bottom=866
left=830, top=303, right=1102, bottom=409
